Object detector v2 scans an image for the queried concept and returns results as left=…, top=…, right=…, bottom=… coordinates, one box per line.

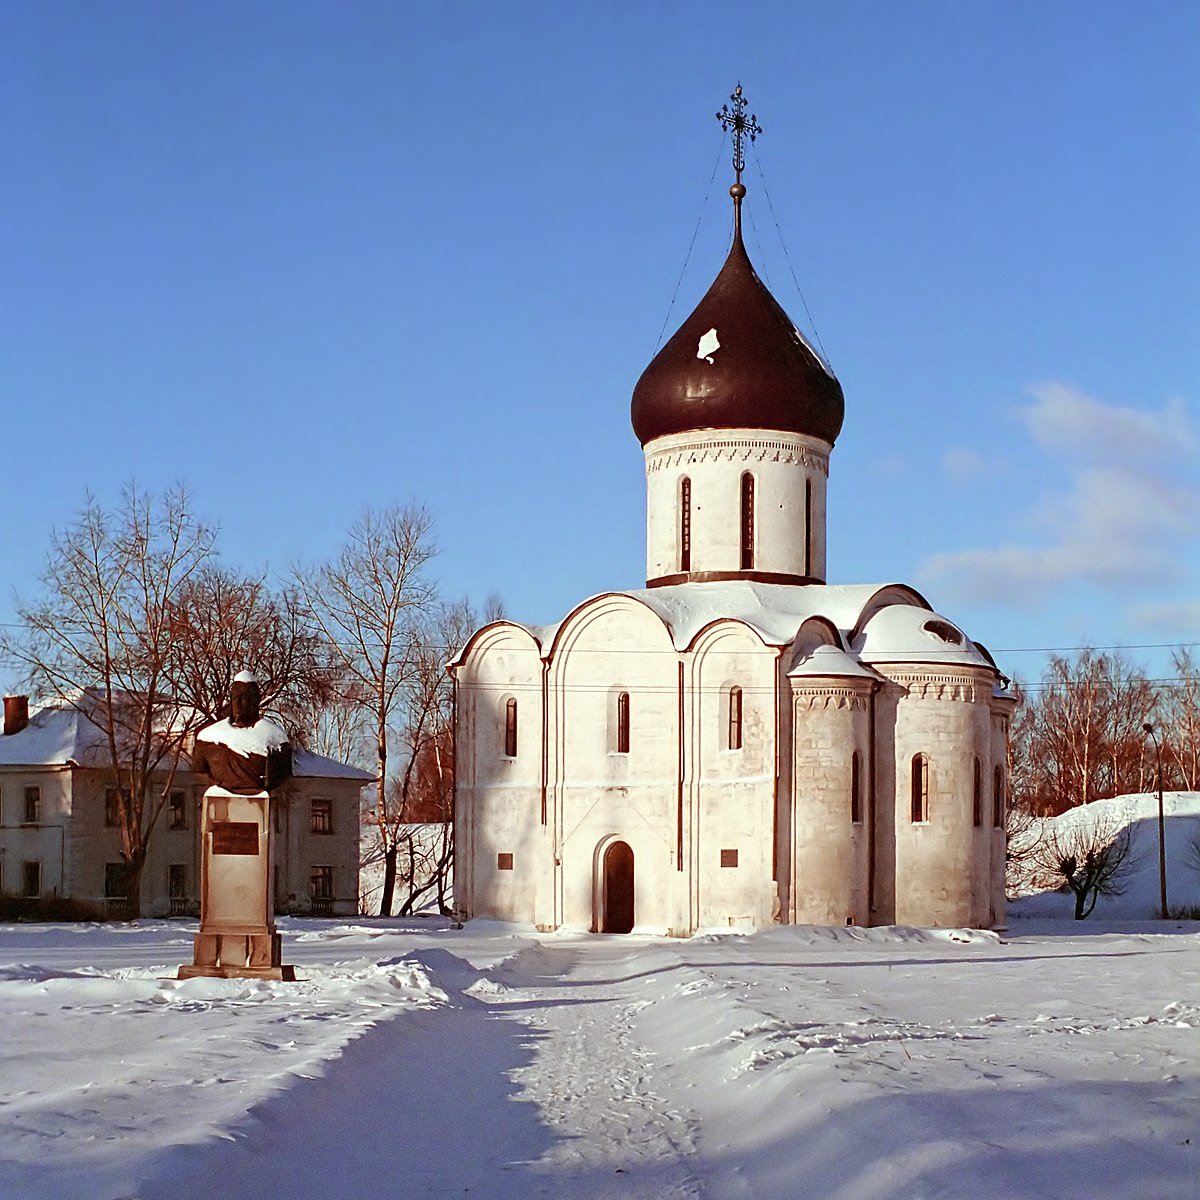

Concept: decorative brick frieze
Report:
left=646, top=437, right=830, bottom=476
left=886, top=673, right=978, bottom=702
left=792, top=689, right=868, bottom=711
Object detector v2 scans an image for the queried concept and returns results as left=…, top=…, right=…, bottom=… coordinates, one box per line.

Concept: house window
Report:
left=616, top=691, right=630, bottom=754
left=727, top=686, right=743, bottom=750
left=972, top=758, right=983, bottom=827
left=497, top=852, right=514, bottom=870
left=104, top=862, right=129, bottom=899
left=22, top=861, right=41, bottom=898
left=720, top=848, right=739, bottom=868
left=993, top=765, right=1004, bottom=828
left=23, top=786, right=40, bottom=824
left=910, top=754, right=929, bottom=823
left=680, top=476, right=692, bottom=572
left=740, top=473, right=755, bottom=570
left=168, top=864, right=188, bottom=899
left=105, top=788, right=121, bottom=827
left=504, top=697, right=518, bottom=758
left=169, top=790, right=188, bottom=830
left=311, top=798, right=333, bottom=835
left=310, top=865, right=333, bottom=901
left=851, top=751, right=862, bottom=823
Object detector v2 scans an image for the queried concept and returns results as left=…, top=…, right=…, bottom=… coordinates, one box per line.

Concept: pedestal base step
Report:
left=177, top=964, right=297, bottom=981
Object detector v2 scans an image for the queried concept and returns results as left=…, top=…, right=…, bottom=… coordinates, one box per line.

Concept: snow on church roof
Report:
left=625, top=581, right=995, bottom=670
left=851, top=603, right=996, bottom=670
left=623, top=581, right=904, bottom=649
left=787, top=642, right=879, bottom=680
left=457, top=581, right=1002, bottom=681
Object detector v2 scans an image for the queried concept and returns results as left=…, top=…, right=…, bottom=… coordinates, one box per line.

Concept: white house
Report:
left=0, top=693, right=371, bottom=918
left=450, top=157, right=1014, bottom=935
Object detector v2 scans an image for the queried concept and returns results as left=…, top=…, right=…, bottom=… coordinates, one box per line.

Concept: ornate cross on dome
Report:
left=717, top=84, right=762, bottom=184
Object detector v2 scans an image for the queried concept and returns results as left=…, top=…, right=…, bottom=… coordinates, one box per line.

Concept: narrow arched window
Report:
left=804, top=478, right=813, bottom=577
left=727, top=686, right=743, bottom=750
left=972, top=757, right=983, bottom=827
left=910, top=754, right=929, bottom=823
left=504, top=697, right=518, bottom=758
left=993, top=765, right=1004, bottom=828
left=616, top=691, right=630, bottom=754
left=680, top=476, right=692, bottom=573
left=851, top=751, right=862, bottom=824
left=740, top=473, right=755, bottom=570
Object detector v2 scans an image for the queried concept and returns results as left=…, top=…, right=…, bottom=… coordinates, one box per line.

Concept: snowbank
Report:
left=1010, top=790, right=1200, bottom=920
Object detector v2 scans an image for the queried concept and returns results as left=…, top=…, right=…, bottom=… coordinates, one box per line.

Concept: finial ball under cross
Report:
left=717, top=84, right=763, bottom=186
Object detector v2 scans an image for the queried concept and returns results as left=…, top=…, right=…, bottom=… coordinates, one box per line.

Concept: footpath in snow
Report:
left=0, top=915, right=1197, bottom=1200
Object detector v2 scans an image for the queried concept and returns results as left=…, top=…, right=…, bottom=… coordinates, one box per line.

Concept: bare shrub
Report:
left=1032, top=809, right=1135, bottom=920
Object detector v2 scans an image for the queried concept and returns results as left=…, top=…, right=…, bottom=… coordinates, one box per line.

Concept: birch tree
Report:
left=0, top=486, right=215, bottom=915
left=382, top=598, right=501, bottom=916
left=1162, top=649, right=1199, bottom=790
left=295, top=505, right=437, bottom=917
left=1023, top=650, right=1157, bottom=812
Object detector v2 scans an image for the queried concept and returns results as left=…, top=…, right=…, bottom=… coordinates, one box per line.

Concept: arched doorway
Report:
left=601, top=841, right=635, bottom=933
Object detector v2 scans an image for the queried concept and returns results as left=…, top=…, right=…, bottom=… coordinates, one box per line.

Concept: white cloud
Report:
left=941, top=448, right=1007, bottom=485
left=920, top=386, right=1199, bottom=608
left=1126, top=599, right=1200, bottom=634
left=1018, top=383, right=1197, bottom=463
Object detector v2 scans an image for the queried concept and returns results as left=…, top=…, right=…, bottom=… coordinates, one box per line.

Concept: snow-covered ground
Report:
left=2, top=911, right=1197, bottom=1199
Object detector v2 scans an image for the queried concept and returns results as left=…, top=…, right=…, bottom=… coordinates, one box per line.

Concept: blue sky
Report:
left=3, top=1, right=1198, bottom=694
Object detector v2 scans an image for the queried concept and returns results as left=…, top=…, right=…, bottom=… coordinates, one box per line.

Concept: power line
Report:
left=652, top=134, right=727, bottom=356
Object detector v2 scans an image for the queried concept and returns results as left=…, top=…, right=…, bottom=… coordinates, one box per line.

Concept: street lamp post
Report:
left=1142, top=722, right=1168, bottom=919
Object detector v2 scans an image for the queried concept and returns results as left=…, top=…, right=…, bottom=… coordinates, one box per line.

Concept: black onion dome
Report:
left=631, top=229, right=844, bottom=446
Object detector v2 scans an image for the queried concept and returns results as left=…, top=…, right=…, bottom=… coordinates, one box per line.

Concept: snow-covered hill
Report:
left=1010, top=790, right=1200, bottom=921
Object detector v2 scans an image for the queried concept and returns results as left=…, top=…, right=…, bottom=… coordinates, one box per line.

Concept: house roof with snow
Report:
left=0, top=697, right=374, bottom=781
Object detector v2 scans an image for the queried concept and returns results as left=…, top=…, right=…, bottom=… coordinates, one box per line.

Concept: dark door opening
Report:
left=602, top=841, right=635, bottom=933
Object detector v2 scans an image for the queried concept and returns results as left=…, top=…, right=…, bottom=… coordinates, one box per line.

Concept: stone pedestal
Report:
left=179, top=787, right=295, bottom=981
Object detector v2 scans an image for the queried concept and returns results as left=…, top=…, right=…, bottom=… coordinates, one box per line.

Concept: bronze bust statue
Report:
left=191, top=671, right=293, bottom=793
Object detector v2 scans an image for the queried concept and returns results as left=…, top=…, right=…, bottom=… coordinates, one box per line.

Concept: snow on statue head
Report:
left=191, top=669, right=292, bottom=793
left=230, top=670, right=261, bottom=728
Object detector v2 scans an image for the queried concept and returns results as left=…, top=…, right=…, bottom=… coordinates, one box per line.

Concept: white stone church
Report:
left=451, top=129, right=1014, bottom=935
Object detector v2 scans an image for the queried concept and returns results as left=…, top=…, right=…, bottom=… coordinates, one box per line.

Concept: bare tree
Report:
left=1162, top=649, right=1199, bottom=791
left=1032, top=809, right=1134, bottom=920
left=162, top=566, right=342, bottom=743
left=0, top=486, right=215, bottom=914
left=1004, top=791, right=1043, bottom=898
left=369, top=598, right=501, bottom=917
left=295, top=505, right=437, bottom=917
left=1022, top=650, right=1157, bottom=813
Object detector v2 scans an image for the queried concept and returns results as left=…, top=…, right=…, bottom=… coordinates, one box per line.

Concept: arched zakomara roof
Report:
left=446, top=620, right=544, bottom=672
left=843, top=584, right=933, bottom=641
left=449, top=583, right=940, bottom=673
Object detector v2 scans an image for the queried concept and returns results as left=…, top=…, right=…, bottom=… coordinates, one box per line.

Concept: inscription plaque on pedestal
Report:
left=212, top=822, right=260, bottom=856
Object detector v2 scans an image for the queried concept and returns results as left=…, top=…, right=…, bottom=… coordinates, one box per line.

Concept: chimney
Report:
left=4, top=695, right=29, bottom=737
